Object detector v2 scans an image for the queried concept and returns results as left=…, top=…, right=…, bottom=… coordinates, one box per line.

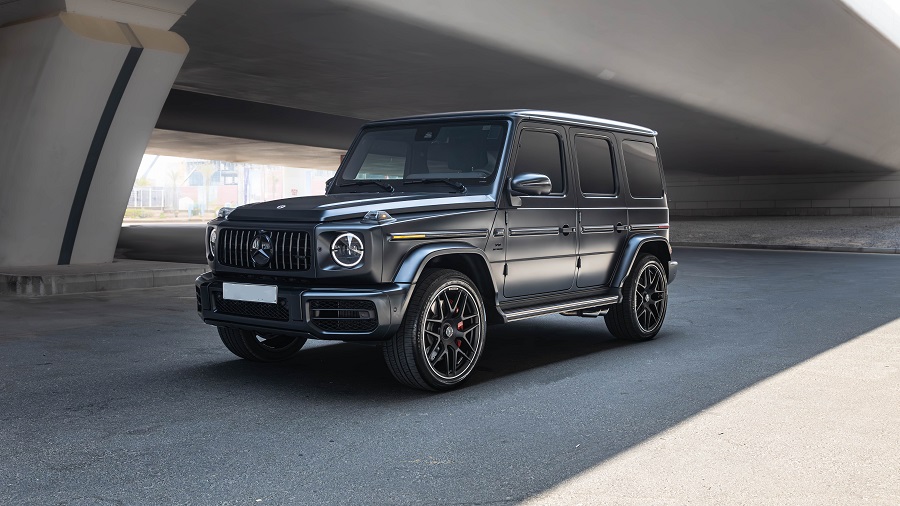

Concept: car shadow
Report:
left=178, top=314, right=634, bottom=401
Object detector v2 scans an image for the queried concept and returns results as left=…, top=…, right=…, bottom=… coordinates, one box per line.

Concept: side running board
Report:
left=502, top=295, right=620, bottom=322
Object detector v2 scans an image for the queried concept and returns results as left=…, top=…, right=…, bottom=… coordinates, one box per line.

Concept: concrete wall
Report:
left=668, top=173, right=900, bottom=216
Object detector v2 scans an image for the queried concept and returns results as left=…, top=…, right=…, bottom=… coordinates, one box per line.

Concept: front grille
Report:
left=309, top=299, right=378, bottom=333
left=213, top=292, right=290, bottom=321
left=217, top=228, right=310, bottom=271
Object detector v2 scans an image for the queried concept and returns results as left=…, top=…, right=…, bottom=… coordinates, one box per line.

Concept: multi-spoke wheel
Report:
left=604, top=254, right=668, bottom=341
left=217, top=327, right=306, bottom=362
left=383, top=269, right=486, bottom=391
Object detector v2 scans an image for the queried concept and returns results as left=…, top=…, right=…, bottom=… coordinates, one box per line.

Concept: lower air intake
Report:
left=308, top=299, right=378, bottom=333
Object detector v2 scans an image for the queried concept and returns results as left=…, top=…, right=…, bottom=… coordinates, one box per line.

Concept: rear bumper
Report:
left=195, top=272, right=410, bottom=341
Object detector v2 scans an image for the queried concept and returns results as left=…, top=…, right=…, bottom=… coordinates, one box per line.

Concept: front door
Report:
left=503, top=124, right=577, bottom=298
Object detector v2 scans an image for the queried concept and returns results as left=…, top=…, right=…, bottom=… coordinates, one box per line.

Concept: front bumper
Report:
left=195, top=272, right=411, bottom=341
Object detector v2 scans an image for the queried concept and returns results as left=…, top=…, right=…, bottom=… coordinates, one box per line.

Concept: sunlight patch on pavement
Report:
left=523, top=318, right=900, bottom=505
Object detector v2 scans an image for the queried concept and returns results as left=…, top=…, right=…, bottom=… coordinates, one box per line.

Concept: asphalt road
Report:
left=1, top=248, right=898, bottom=504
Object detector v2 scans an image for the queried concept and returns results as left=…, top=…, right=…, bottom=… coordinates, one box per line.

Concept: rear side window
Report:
left=513, top=130, right=565, bottom=194
left=574, top=135, right=616, bottom=195
left=622, top=140, right=663, bottom=198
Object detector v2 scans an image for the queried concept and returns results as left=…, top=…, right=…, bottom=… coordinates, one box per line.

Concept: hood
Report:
left=224, top=192, right=496, bottom=223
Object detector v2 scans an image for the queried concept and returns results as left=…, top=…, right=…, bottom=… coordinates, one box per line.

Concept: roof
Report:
left=367, top=109, right=657, bottom=136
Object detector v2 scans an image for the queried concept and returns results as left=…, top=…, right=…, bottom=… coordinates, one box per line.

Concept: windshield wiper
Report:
left=338, top=180, right=395, bottom=193
left=402, top=178, right=467, bottom=193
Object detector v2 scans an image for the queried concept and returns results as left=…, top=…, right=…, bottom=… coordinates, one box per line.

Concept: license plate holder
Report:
left=222, top=282, right=277, bottom=304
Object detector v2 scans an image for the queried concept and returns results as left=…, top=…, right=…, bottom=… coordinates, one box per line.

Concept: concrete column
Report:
left=0, top=12, right=188, bottom=267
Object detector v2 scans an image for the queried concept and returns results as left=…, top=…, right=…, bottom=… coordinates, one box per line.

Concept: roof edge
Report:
left=367, top=110, right=657, bottom=136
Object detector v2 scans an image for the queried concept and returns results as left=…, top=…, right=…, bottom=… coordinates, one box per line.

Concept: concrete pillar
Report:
left=0, top=12, right=188, bottom=267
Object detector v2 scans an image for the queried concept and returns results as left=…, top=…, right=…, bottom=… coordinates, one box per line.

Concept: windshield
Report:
left=333, top=120, right=510, bottom=193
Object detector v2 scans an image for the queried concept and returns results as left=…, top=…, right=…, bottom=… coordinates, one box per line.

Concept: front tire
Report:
left=383, top=269, right=487, bottom=391
left=217, top=327, right=306, bottom=362
left=605, top=254, right=668, bottom=341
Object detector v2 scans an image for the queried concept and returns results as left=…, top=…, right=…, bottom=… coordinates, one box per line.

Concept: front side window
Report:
left=512, top=130, right=565, bottom=194
left=334, top=121, right=509, bottom=193
left=622, top=140, right=663, bottom=198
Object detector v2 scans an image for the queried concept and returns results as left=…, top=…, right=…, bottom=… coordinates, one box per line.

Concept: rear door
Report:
left=570, top=129, right=629, bottom=288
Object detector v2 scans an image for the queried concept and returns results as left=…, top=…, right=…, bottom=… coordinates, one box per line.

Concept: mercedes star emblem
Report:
left=250, top=232, right=273, bottom=266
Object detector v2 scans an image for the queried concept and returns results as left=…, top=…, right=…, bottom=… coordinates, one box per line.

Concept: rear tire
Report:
left=605, top=254, right=668, bottom=341
left=383, top=269, right=486, bottom=391
left=217, top=327, right=306, bottom=362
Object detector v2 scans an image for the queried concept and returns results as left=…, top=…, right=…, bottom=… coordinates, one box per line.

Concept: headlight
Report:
left=331, top=232, right=364, bottom=268
left=208, top=229, right=217, bottom=258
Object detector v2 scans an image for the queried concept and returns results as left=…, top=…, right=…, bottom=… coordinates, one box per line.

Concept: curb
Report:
left=671, top=242, right=900, bottom=254
left=1, top=265, right=208, bottom=297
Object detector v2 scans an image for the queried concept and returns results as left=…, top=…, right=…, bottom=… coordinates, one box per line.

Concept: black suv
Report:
left=196, top=110, right=677, bottom=391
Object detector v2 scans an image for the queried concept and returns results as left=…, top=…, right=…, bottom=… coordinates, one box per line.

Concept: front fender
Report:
left=393, top=242, right=496, bottom=289
left=609, top=234, right=672, bottom=288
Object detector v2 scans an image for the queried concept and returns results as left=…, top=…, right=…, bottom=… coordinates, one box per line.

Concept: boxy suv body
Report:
left=196, top=110, right=677, bottom=390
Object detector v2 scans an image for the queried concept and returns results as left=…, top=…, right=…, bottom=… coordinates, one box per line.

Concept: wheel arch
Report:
left=393, top=243, right=502, bottom=324
left=610, top=234, right=672, bottom=289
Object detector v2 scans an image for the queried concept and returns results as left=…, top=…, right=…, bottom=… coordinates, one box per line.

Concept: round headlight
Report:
left=331, top=233, right=364, bottom=268
left=208, top=229, right=217, bottom=258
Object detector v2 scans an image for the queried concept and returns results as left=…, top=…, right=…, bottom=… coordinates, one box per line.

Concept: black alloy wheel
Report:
left=218, top=327, right=306, bottom=361
left=605, top=254, right=668, bottom=341
left=383, top=269, right=486, bottom=391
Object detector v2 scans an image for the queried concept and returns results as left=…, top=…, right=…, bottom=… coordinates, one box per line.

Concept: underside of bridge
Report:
left=2, top=0, right=900, bottom=267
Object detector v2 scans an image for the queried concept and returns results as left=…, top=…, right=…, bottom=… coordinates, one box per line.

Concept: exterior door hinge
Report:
left=503, top=263, right=508, bottom=276
left=576, top=257, right=581, bottom=269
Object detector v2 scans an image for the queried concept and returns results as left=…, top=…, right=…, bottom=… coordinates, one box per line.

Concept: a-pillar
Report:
left=0, top=12, right=188, bottom=267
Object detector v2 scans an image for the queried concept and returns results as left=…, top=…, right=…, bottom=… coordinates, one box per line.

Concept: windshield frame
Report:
left=329, top=118, right=513, bottom=196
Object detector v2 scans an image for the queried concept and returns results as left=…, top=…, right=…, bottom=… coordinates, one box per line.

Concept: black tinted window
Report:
left=574, top=135, right=616, bottom=195
left=513, top=130, right=564, bottom=194
left=622, top=140, right=663, bottom=198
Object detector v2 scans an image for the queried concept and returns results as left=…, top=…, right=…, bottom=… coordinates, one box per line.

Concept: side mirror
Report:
left=510, top=173, right=552, bottom=196
left=508, top=173, right=552, bottom=207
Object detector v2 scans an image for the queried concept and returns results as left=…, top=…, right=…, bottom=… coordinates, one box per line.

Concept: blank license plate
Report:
left=222, top=283, right=277, bottom=304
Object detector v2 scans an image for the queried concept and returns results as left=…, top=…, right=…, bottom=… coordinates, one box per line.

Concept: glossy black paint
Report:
left=196, top=110, right=673, bottom=341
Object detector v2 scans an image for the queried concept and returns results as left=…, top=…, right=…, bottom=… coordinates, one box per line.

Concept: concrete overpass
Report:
left=2, top=0, right=900, bottom=267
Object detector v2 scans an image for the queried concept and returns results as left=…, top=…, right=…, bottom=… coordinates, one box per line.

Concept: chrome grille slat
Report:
left=290, top=232, right=296, bottom=270
left=217, top=228, right=311, bottom=271
left=242, top=230, right=249, bottom=268
left=273, top=231, right=280, bottom=270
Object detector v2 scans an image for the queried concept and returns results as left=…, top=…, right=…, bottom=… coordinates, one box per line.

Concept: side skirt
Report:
left=499, top=293, right=621, bottom=322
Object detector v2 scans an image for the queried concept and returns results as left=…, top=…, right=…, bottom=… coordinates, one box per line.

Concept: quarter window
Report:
left=574, top=135, right=616, bottom=195
left=622, top=140, right=663, bottom=198
left=513, top=130, right=565, bottom=194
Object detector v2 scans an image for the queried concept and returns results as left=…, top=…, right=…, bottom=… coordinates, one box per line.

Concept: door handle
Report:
left=561, top=224, right=572, bottom=236
left=615, top=223, right=630, bottom=233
